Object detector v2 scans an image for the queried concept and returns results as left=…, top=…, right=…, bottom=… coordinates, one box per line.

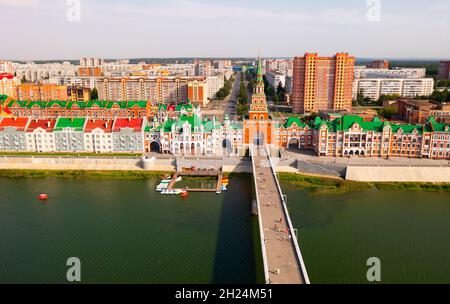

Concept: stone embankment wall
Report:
left=346, top=166, right=450, bottom=183
left=296, top=160, right=347, bottom=178
left=0, top=156, right=144, bottom=171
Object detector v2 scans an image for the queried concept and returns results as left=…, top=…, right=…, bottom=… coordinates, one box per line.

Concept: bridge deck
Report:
left=252, top=147, right=308, bottom=284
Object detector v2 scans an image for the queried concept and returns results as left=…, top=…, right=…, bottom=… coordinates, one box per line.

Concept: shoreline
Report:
left=1, top=169, right=449, bottom=194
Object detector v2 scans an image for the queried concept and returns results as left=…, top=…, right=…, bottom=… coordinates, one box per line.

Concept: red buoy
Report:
left=38, top=194, right=49, bottom=200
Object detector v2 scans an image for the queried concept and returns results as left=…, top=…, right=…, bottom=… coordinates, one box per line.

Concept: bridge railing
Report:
left=250, top=146, right=270, bottom=284
left=265, top=145, right=311, bottom=284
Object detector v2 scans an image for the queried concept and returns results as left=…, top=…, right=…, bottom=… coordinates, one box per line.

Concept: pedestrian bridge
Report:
left=250, top=146, right=310, bottom=284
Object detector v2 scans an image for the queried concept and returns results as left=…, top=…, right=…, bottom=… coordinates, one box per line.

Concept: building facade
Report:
left=266, top=70, right=286, bottom=89
left=438, top=61, right=450, bottom=79
left=367, top=60, right=390, bottom=69
left=16, top=84, right=69, bottom=101
left=97, top=76, right=208, bottom=106
left=0, top=73, right=20, bottom=98
left=26, top=119, right=56, bottom=152
left=291, top=53, right=355, bottom=114
left=0, top=117, right=29, bottom=151
left=353, top=78, right=435, bottom=100
left=355, top=67, right=427, bottom=79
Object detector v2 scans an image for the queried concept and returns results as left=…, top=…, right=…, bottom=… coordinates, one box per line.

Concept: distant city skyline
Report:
left=1, top=0, right=449, bottom=60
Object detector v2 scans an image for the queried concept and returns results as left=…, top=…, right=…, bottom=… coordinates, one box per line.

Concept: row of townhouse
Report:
left=6, top=100, right=151, bottom=120
left=312, top=116, right=450, bottom=160
left=1, top=111, right=449, bottom=159
left=0, top=117, right=145, bottom=153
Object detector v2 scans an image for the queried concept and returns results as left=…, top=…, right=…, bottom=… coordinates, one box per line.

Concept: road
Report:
left=204, top=72, right=241, bottom=121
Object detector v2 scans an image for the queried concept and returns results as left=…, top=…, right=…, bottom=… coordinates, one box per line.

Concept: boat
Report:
left=160, top=174, right=171, bottom=180
left=156, top=183, right=169, bottom=191
left=175, top=176, right=182, bottom=182
left=38, top=194, right=49, bottom=200
left=180, top=191, right=189, bottom=198
left=173, top=189, right=183, bottom=195
left=216, top=190, right=222, bottom=194
left=220, top=185, right=228, bottom=191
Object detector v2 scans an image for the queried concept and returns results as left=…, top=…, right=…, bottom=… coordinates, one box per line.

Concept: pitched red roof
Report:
left=26, top=119, right=56, bottom=132
left=84, top=119, right=113, bottom=133
left=0, top=118, right=29, bottom=131
left=0, top=73, right=14, bottom=80
left=113, top=118, right=143, bottom=132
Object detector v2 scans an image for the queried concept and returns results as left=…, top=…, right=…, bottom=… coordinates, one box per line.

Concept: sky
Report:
left=0, top=0, right=449, bottom=60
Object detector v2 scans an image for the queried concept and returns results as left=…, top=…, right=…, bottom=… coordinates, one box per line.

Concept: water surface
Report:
left=0, top=176, right=259, bottom=284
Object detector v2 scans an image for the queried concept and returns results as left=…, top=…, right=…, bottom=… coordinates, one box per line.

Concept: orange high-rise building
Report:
left=16, top=84, right=68, bottom=101
left=291, top=53, right=355, bottom=114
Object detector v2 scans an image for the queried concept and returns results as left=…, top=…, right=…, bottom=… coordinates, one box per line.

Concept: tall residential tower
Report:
left=291, top=53, right=355, bottom=114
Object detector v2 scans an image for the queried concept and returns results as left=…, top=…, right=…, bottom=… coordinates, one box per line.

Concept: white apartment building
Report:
left=206, top=74, right=225, bottom=99
left=353, top=78, right=435, bottom=100
left=26, top=122, right=56, bottom=153
left=45, top=76, right=99, bottom=90
left=145, top=64, right=196, bottom=77
left=355, top=67, right=427, bottom=79
left=80, top=58, right=104, bottom=67
left=214, top=60, right=232, bottom=70
left=264, top=59, right=293, bottom=77
left=14, top=62, right=78, bottom=82
left=0, top=61, right=14, bottom=74
left=266, top=70, right=286, bottom=89
left=84, top=123, right=114, bottom=153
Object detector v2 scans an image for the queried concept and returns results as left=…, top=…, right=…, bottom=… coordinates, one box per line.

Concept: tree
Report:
left=377, top=107, right=396, bottom=119
left=91, top=88, right=98, bottom=101
left=276, top=82, right=285, bottom=104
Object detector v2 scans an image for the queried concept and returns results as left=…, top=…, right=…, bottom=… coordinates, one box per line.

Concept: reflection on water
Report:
left=0, top=176, right=258, bottom=284
left=286, top=188, right=450, bottom=284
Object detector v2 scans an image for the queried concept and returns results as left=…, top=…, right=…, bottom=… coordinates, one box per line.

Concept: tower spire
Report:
left=256, top=55, right=263, bottom=84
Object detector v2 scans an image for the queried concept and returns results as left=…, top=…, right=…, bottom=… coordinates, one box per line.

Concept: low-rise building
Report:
left=84, top=119, right=114, bottom=153
left=53, top=118, right=87, bottom=152
left=397, top=99, right=450, bottom=124
left=112, top=118, right=144, bottom=153
left=7, top=100, right=151, bottom=120
left=26, top=119, right=56, bottom=152
left=0, top=117, right=29, bottom=151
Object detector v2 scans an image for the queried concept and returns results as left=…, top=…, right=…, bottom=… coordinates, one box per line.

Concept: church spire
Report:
left=256, top=56, right=263, bottom=84
left=254, top=55, right=265, bottom=95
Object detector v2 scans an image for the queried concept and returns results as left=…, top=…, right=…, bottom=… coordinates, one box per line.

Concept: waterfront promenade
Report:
left=251, top=147, right=309, bottom=284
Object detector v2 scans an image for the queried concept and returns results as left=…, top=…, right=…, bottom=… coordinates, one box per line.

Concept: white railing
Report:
left=265, top=145, right=311, bottom=284
left=250, top=146, right=270, bottom=284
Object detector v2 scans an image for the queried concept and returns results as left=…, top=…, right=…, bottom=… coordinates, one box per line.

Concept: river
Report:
left=0, top=176, right=261, bottom=284
left=0, top=176, right=448, bottom=283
